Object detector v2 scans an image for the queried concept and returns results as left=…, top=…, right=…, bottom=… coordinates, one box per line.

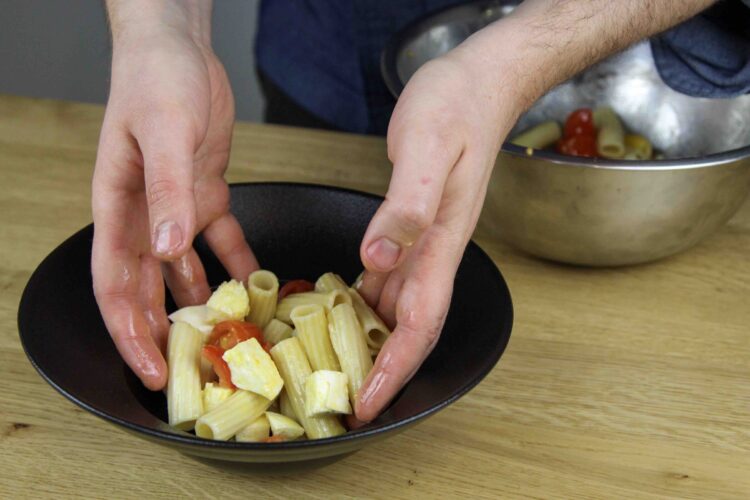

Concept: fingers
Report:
left=92, top=218, right=168, bottom=391
left=138, top=255, right=170, bottom=353
left=162, top=248, right=211, bottom=308
left=202, top=212, right=260, bottom=282
left=359, top=120, right=462, bottom=273
left=355, top=270, right=390, bottom=308
left=355, top=225, right=464, bottom=422
left=135, top=113, right=198, bottom=260
left=92, top=123, right=168, bottom=391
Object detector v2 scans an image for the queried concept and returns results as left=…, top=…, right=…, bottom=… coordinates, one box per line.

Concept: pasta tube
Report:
left=275, top=290, right=351, bottom=324
left=206, top=279, right=250, bottom=322
left=510, top=121, right=562, bottom=149
left=305, top=370, right=352, bottom=416
left=624, top=134, right=653, bottom=160
left=329, top=303, right=373, bottom=405
left=266, top=411, right=305, bottom=440
left=315, top=273, right=348, bottom=293
left=279, top=388, right=297, bottom=421
left=347, top=288, right=390, bottom=350
left=270, top=338, right=346, bottom=439
left=291, top=304, right=341, bottom=371
left=167, top=322, right=204, bottom=430
left=593, top=107, right=625, bottom=158
left=195, top=390, right=271, bottom=441
left=202, top=382, right=234, bottom=413
left=246, top=270, right=279, bottom=328
left=235, top=414, right=270, bottom=442
left=263, top=318, right=293, bottom=346
left=222, top=338, right=284, bottom=400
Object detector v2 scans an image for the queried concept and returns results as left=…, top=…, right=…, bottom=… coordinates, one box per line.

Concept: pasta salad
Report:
left=166, top=271, right=390, bottom=442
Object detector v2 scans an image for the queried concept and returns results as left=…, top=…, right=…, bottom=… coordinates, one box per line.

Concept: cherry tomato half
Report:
left=208, top=320, right=264, bottom=351
left=563, top=108, right=595, bottom=138
left=201, top=345, right=235, bottom=389
left=556, top=134, right=597, bottom=158
left=278, top=280, right=315, bottom=300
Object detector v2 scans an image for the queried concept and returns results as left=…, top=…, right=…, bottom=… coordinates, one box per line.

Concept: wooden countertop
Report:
left=1, top=94, right=748, bottom=499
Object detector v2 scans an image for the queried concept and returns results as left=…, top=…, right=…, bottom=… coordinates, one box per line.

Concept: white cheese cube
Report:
left=265, top=411, right=304, bottom=440
left=206, top=280, right=250, bottom=322
left=168, top=305, right=214, bottom=336
left=222, top=338, right=283, bottom=400
left=304, top=370, right=351, bottom=417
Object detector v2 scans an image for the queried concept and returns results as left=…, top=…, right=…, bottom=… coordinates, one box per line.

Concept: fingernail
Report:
left=154, top=220, right=183, bottom=256
left=366, top=238, right=401, bottom=271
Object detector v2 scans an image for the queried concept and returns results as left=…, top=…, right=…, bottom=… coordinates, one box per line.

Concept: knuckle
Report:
left=389, top=200, right=433, bottom=233
left=147, top=176, right=180, bottom=209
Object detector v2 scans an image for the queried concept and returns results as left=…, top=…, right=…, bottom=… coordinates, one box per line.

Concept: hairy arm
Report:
left=355, top=0, right=717, bottom=421
left=459, top=0, right=717, bottom=112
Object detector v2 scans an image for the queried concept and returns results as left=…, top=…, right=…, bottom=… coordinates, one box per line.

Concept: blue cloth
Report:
left=651, top=0, right=750, bottom=98
left=257, top=1, right=750, bottom=135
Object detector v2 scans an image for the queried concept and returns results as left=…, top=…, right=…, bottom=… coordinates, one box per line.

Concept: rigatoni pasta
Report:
left=593, top=106, right=625, bottom=158
left=291, top=304, right=341, bottom=372
left=167, top=322, right=204, bottom=430
left=275, top=290, right=351, bottom=324
left=263, top=318, right=294, bottom=345
left=195, top=390, right=271, bottom=441
left=235, top=414, right=270, bottom=442
left=510, top=121, right=562, bottom=149
left=270, top=338, right=346, bottom=439
left=246, top=270, right=279, bottom=328
left=315, top=272, right=348, bottom=293
left=348, top=288, right=390, bottom=350
left=166, top=270, right=393, bottom=442
left=328, top=303, right=373, bottom=405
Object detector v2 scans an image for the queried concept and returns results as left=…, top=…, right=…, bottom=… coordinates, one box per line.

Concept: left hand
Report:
left=354, top=49, right=524, bottom=421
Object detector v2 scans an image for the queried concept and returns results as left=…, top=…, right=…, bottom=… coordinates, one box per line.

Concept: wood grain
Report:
left=1, top=94, right=748, bottom=499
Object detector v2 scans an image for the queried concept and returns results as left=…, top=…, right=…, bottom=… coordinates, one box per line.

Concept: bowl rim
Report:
left=380, top=0, right=750, bottom=172
left=18, top=181, right=514, bottom=451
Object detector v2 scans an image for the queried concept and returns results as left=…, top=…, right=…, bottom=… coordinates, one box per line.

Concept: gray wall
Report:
left=0, top=0, right=264, bottom=122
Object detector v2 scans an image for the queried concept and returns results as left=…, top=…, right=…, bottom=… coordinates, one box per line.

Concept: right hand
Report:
left=92, top=21, right=258, bottom=391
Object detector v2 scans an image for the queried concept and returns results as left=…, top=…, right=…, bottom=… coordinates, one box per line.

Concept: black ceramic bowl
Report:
left=18, top=183, right=513, bottom=468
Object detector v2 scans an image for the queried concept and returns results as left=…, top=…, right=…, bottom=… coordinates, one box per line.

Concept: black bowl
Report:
left=18, top=182, right=513, bottom=467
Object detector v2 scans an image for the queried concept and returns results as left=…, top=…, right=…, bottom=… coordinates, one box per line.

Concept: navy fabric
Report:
left=257, top=0, right=750, bottom=135
left=256, top=0, right=464, bottom=135
left=651, top=0, right=750, bottom=98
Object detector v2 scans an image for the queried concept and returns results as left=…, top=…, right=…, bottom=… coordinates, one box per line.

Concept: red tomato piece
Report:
left=278, top=280, right=315, bottom=300
left=556, top=135, right=597, bottom=158
left=201, top=345, right=235, bottom=389
left=208, top=320, right=264, bottom=351
left=263, top=435, right=286, bottom=443
left=563, top=108, right=595, bottom=138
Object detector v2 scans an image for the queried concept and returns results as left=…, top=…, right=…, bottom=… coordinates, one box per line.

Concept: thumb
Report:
left=361, top=126, right=461, bottom=273
left=137, top=115, right=197, bottom=260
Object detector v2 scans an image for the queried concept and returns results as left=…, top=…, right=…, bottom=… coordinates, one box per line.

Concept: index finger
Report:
left=92, top=132, right=167, bottom=390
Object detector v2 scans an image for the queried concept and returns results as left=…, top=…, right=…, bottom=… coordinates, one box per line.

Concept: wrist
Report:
left=106, top=0, right=212, bottom=51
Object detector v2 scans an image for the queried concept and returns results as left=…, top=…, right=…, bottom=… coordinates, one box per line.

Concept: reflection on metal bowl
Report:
left=382, top=0, right=750, bottom=266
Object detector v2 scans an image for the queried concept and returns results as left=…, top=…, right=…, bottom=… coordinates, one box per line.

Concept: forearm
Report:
left=453, top=0, right=717, bottom=118
left=105, top=0, right=213, bottom=48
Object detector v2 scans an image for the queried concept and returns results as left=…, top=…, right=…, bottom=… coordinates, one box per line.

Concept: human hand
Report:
left=92, top=2, right=257, bottom=390
left=353, top=49, right=525, bottom=421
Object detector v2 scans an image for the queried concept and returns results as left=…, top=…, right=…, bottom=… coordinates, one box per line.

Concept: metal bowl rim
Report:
left=380, top=0, right=750, bottom=172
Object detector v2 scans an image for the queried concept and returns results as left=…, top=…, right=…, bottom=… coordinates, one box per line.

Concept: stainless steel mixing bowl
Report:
left=382, top=0, right=750, bottom=266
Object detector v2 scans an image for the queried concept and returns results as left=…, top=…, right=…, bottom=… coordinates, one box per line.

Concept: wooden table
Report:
left=1, top=94, right=748, bottom=499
